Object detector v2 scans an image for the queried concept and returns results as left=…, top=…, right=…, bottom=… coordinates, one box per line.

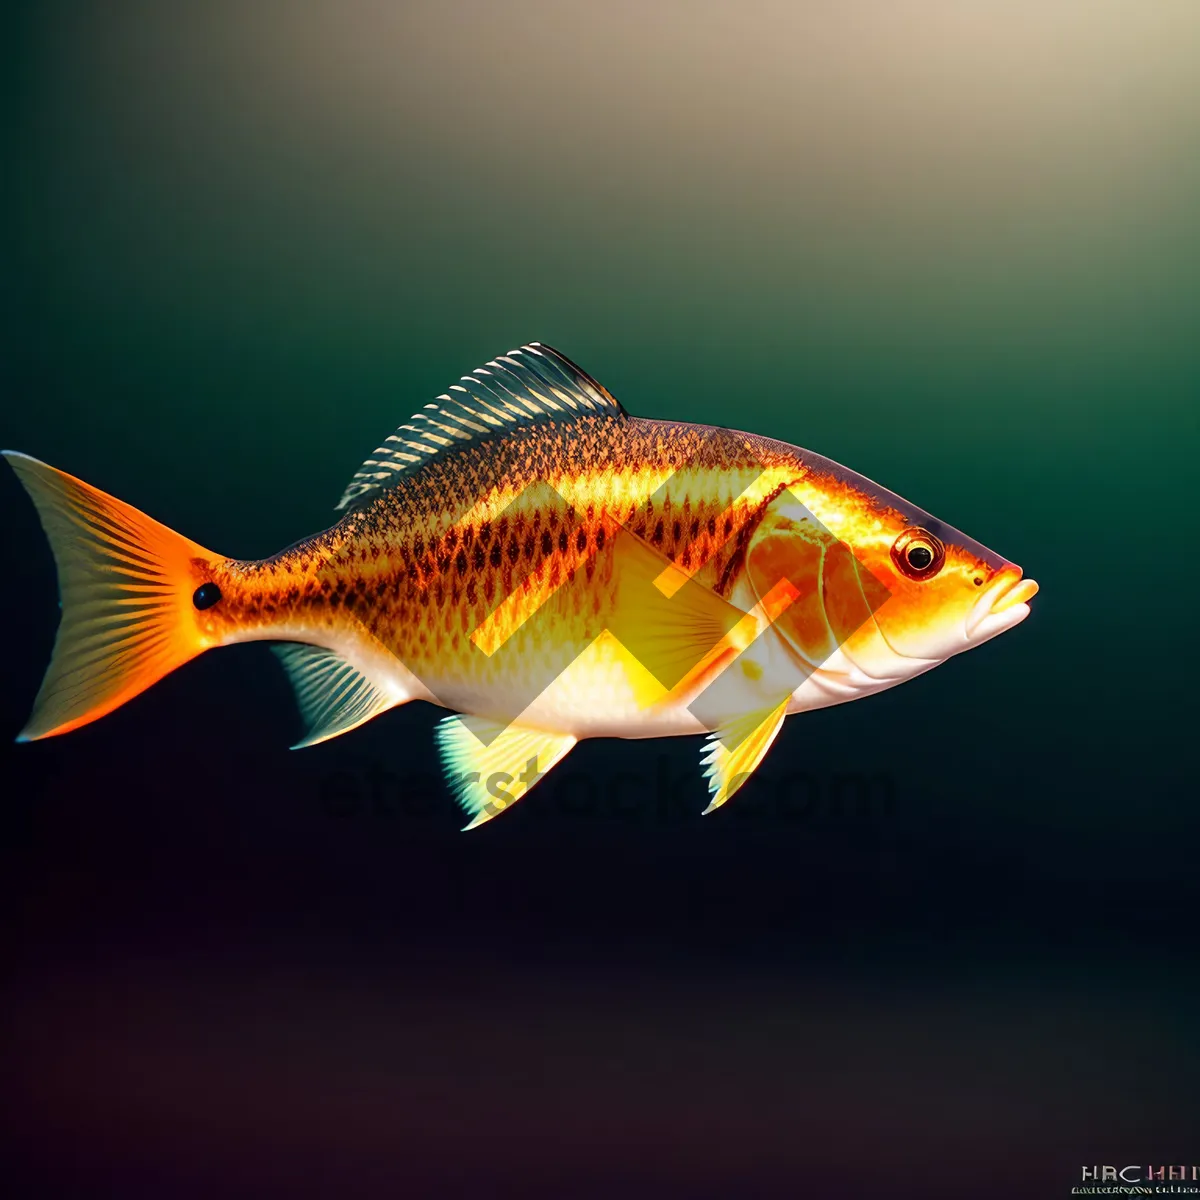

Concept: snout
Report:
left=965, top=566, right=1039, bottom=643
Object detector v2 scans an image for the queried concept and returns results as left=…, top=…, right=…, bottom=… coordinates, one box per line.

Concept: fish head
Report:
left=745, top=452, right=1038, bottom=685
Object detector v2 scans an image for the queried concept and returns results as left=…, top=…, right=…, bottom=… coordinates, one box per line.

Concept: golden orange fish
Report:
left=5, top=343, right=1037, bottom=827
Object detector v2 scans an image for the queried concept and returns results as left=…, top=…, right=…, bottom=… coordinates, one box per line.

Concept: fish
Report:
left=4, top=342, right=1038, bottom=828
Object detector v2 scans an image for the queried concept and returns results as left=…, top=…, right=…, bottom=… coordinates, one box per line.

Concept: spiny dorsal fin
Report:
left=272, top=643, right=397, bottom=748
left=336, top=342, right=628, bottom=511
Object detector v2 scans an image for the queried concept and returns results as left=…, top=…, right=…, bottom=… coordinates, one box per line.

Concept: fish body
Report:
left=209, top=419, right=819, bottom=733
left=4, top=344, right=1037, bottom=826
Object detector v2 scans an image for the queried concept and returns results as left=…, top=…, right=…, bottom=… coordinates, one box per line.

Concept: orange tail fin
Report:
left=5, top=452, right=220, bottom=741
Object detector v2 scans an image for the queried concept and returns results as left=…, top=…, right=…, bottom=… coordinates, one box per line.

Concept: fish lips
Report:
left=965, top=569, right=1039, bottom=645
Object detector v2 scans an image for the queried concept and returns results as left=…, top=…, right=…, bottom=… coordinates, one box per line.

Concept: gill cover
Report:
left=744, top=495, right=892, bottom=674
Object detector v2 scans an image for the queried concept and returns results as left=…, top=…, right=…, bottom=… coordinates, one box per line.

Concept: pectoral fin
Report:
left=607, top=527, right=751, bottom=700
left=435, top=715, right=576, bottom=830
left=700, top=697, right=790, bottom=814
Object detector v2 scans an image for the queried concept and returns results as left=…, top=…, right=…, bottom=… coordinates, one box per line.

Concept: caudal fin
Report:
left=5, top=452, right=219, bottom=741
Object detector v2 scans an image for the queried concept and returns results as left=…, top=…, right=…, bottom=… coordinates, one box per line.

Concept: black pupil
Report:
left=907, top=545, right=933, bottom=570
left=192, top=582, right=222, bottom=610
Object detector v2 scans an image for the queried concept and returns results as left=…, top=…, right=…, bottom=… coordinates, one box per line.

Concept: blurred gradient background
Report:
left=1, top=1, right=1198, bottom=1195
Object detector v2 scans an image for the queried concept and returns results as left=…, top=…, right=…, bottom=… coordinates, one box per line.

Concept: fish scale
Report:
left=200, top=419, right=789, bottom=682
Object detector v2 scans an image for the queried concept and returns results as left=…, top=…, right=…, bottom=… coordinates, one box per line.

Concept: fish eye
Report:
left=192, top=582, right=222, bottom=610
left=891, top=528, right=945, bottom=581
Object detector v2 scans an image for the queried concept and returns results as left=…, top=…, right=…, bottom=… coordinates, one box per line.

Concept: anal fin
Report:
left=700, top=697, right=790, bottom=814
left=272, top=643, right=397, bottom=748
left=435, top=715, right=576, bottom=830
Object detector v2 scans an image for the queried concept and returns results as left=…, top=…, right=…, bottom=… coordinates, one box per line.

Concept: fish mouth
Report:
left=965, top=568, right=1039, bottom=643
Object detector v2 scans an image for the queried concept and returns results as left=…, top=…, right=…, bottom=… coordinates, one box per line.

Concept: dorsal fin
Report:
left=335, top=342, right=628, bottom=511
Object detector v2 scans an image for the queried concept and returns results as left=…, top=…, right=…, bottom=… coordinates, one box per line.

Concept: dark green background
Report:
left=1, top=3, right=1197, bottom=1195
